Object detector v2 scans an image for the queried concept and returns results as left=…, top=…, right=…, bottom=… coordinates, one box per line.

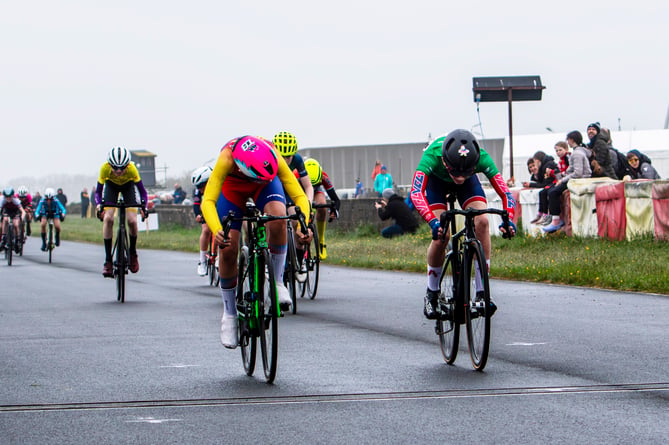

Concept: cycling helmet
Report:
left=44, top=188, right=55, bottom=199
left=231, top=136, right=278, bottom=182
left=304, top=158, right=323, bottom=186
left=191, top=165, right=212, bottom=187
left=272, top=131, right=298, bottom=157
left=108, top=147, right=131, bottom=169
left=17, top=186, right=28, bottom=197
left=2, top=187, right=14, bottom=198
left=441, top=129, right=481, bottom=177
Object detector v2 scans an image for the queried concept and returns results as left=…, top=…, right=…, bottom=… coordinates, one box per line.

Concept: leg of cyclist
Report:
left=101, top=208, right=115, bottom=276
left=471, top=202, right=496, bottom=315
left=217, top=228, right=240, bottom=349
left=0, top=217, right=7, bottom=250
left=313, top=191, right=328, bottom=260
left=40, top=216, right=49, bottom=251
left=197, top=219, right=210, bottom=276
left=126, top=208, right=140, bottom=273
left=264, top=200, right=292, bottom=309
left=53, top=217, right=62, bottom=246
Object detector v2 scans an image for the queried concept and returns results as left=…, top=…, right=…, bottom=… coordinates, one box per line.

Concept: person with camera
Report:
left=375, top=188, right=418, bottom=238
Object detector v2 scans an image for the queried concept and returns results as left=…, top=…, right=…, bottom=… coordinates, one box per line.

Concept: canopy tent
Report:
left=503, top=129, right=669, bottom=184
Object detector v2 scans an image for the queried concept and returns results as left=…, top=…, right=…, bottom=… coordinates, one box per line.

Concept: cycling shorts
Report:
left=102, top=181, right=142, bottom=212
left=1, top=208, right=21, bottom=220
left=216, top=175, right=286, bottom=231
left=424, top=174, right=487, bottom=213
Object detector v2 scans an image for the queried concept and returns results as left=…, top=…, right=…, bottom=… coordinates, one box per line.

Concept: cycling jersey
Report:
left=314, top=171, right=341, bottom=211
left=201, top=137, right=311, bottom=234
left=95, top=161, right=148, bottom=206
left=34, top=197, right=67, bottom=218
left=192, top=186, right=205, bottom=220
left=288, top=153, right=309, bottom=180
left=410, top=135, right=515, bottom=225
left=0, top=196, right=24, bottom=217
left=18, top=194, right=33, bottom=211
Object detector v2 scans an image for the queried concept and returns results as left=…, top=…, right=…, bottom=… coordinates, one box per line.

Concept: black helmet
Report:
left=441, top=129, right=481, bottom=177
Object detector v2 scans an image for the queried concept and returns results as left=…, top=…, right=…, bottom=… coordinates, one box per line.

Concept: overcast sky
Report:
left=1, top=0, right=667, bottom=184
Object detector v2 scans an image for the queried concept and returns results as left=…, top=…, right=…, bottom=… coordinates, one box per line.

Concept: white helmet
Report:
left=17, top=186, right=28, bottom=197
left=191, top=165, right=212, bottom=187
left=44, top=188, right=55, bottom=199
left=108, top=147, right=131, bottom=169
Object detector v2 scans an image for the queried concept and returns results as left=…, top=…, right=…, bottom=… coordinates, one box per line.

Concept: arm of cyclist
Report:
left=202, top=148, right=234, bottom=235
left=278, top=157, right=313, bottom=244
left=487, top=171, right=516, bottom=237
left=322, top=172, right=340, bottom=220
left=134, top=179, right=149, bottom=219
left=410, top=170, right=442, bottom=240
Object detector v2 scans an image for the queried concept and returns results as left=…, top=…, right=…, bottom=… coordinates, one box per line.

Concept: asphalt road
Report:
left=1, top=239, right=667, bottom=444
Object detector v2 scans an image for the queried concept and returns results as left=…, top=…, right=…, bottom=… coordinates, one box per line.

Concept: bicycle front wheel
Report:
left=464, top=241, right=491, bottom=371
left=115, top=230, right=127, bottom=303
left=6, top=226, right=13, bottom=266
left=438, top=252, right=459, bottom=364
left=259, top=249, right=278, bottom=383
left=237, top=246, right=256, bottom=376
left=306, top=224, right=320, bottom=299
left=285, top=225, right=298, bottom=314
left=47, top=224, right=53, bottom=264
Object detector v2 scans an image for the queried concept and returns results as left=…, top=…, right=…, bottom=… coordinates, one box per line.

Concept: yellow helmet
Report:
left=272, top=131, right=298, bottom=156
left=304, top=158, right=323, bottom=186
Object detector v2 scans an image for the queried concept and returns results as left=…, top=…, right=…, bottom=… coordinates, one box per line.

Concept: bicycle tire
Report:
left=116, top=225, right=127, bottom=303
left=285, top=223, right=298, bottom=314
left=18, top=220, right=25, bottom=256
left=306, top=223, right=320, bottom=299
left=464, top=241, right=491, bottom=371
left=259, top=249, right=278, bottom=383
left=47, top=223, right=53, bottom=264
left=6, top=225, right=13, bottom=266
left=438, top=252, right=460, bottom=364
left=237, top=245, right=256, bottom=376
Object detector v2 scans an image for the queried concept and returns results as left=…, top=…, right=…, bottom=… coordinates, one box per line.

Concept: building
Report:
left=130, top=150, right=157, bottom=187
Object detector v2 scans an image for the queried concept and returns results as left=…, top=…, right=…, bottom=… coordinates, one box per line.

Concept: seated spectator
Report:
left=601, top=128, right=632, bottom=180
left=531, top=142, right=570, bottom=225
left=627, top=150, right=661, bottom=180
left=375, top=188, right=418, bottom=238
left=521, top=157, right=539, bottom=188
left=543, top=131, right=592, bottom=233
left=586, top=122, right=617, bottom=179
left=173, top=183, right=187, bottom=204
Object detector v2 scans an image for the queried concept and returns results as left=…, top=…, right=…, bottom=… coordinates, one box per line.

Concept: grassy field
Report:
left=58, top=217, right=669, bottom=295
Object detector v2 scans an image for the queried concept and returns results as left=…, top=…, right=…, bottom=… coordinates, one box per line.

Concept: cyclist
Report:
left=16, top=186, right=33, bottom=238
left=303, top=157, right=340, bottom=261
left=34, top=188, right=67, bottom=251
left=0, top=187, right=27, bottom=253
left=200, top=135, right=312, bottom=349
left=191, top=165, right=213, bottom=276
left=410, top=129, right=516, bottom=320
left=272, top=131, right=316, bottom=259
left=95, top=147, right=148, bottom=277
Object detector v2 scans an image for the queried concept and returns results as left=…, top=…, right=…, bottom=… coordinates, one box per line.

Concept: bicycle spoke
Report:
left=465, top=243, right=491, bottom=371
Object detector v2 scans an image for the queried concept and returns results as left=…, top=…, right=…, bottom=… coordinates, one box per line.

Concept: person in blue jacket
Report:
left=34, top=187, right=67, bottom=251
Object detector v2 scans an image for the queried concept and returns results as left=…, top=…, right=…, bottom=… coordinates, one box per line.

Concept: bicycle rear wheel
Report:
left=285, top=224, right=298, bottom=314
left=259, top=249, right=278, bottom=383
left=306, top=224, right=320, bottom=299
left=6, top=225, right=13, bottom=266
left=438, top=252, right=459, bottom=364
left=237, top=246, right=256, bottom=376
left=115, top=229, right=127, bottom=303
left=465, top=241, right=491, bottom=371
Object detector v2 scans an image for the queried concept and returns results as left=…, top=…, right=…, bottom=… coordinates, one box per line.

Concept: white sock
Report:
left=475, top=261, right=483, bottom=292
left=220, top=287, right=237, bottom=316
left=199, top=250, right=207, bottom=263
left=551, top=216, right=561, bottom=225
left=427, top=265, right=441, bottom=291
left=271, top=251, right=287, bottom=285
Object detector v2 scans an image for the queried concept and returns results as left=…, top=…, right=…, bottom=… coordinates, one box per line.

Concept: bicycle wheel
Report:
left=6, top=225, right=13, bottom=266
left=306, top=224, right=320, bottom=299
left=464, top=241, right=491, bottom=371
left=237, top=245, right=256, bottom=376
left=259, top=249, right=278, bottom=383
left=285, top=224, right=298, bottom=314
left=47, top=223, right=53, bottom=264
left=115, top=227, right=127, bottom=303
left=438, top=252, right=460, bottom=364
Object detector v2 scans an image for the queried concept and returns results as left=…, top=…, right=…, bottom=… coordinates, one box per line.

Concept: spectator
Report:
left=56, top=188, right=68, bottom=207
left=173, top=183, right=187, bottom=204
left=532, top=141, right=571, bottom=225
left=80, top=187, right=90, bottom=218
left=373, top=165, right=393, bottom=197
left=627, top=150, right=661, bottom=180
left=586, top=122, right=617, bottom=179
left=371, top=160, right=382, bottom=182
left=375, top=188, right=419, bottom=238
left=543, top=131, right=592, bottom=233
left=33, top=191, right=42, bottom=207
left=354, top=177, right=364, bottom=198
left=601, top=128, right=632, bottom=180
left=521, top=157, right=540, bottom=188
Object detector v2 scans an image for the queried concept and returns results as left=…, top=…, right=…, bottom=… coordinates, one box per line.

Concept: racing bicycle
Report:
left=223, top=202, right=306, bottom=383
left=206, top=234, right=220, bottom=287
left=298, top=201, right=337, bottom=300
left=4, top=220, right=16, bottom=266
left=435, top=194, right=512, bottom=371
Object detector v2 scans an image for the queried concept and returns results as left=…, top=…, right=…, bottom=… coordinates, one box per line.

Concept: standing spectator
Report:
left=173, top=183, right=187, bottom=204
left=371, top=160, right=382, bottom=182
left=543, top=131, right=592, bottom=233
left=354, top=177, right=364, bottom=198
left=373, top=165, right=393, bottom=197
left=33, top=191, right=41, bottom=208
left=627, top=150, right=661, bottom=179
left=80, top=188, right=90, bottom=218
left=586, top=122, right=616, bottom=179
left=375, top=188, right=419, bottom=238
left=56, top=188, right=68, bottom=207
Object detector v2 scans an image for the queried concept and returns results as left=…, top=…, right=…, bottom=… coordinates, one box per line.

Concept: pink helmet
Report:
left=230, top=136, right=278, bottom=182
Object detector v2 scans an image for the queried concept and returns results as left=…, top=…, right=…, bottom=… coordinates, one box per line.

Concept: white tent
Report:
left=503, top=129, right=669, bottom=184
